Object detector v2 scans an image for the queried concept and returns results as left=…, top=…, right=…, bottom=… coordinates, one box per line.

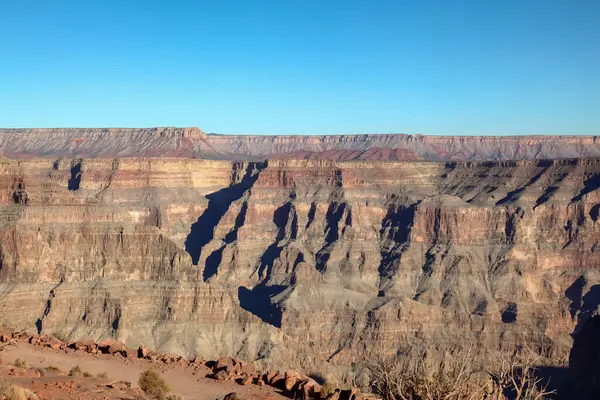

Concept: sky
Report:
left=0, top=1, right=599, bottom=135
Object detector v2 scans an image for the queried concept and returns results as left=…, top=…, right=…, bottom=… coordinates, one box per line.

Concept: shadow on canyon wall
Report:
left=184, top=162, right=264, bottom=278
left=238, top=284, right=285, bottom=328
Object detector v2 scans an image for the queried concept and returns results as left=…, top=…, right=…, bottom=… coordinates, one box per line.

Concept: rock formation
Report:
left=0, top=128, right=599, bottom=382
left=1, top=127, right=600, bottom=160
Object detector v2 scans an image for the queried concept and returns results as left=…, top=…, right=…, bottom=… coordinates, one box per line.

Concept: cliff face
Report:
left=1, top=127, right=600, bottom=161
left=0, top=153, right=599, bottom=378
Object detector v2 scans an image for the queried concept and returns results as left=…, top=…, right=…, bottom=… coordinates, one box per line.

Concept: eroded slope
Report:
left=0, top=156, right=599, bottom=379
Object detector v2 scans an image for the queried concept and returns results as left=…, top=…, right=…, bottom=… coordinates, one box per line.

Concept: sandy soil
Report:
left=1, top=343, right=287, bottom=399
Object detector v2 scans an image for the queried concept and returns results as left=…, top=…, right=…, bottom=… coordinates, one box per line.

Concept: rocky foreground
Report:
left=0, top=326, right=364, bottom=399
left=0, top=128, right=599, bottom=392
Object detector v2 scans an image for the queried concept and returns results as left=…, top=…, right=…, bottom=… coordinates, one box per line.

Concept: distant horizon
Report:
left=0, top=126, right=598, bottom=138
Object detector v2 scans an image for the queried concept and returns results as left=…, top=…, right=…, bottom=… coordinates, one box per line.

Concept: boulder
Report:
left=0, top=327, right=13, bottom=342
left=215, top=356, right=236, bottom=372
left=269, top=372, right=285, bottom=388
left=238, top=373, right=254, bottom=385
left=215, top=369, right=233, bottom=381
left=108, top=341, right=127, bottom=355
left=97, top=339, right=116, bottom=353
left=284, top=370, right=302, bottom=391
left=47, top=337, right=65, bottom=350
left=138, top=346, right=151, bottom=358
left=69, top=339, right=97, bottom=352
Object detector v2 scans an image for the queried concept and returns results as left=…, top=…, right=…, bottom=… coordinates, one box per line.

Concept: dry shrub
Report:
left=12, top=358, right=27, bottom=369
left=369, top=347, right=555, bottom=400
left=139, top=369, right=170, bottom=400
left=486, top=347, right=556, bottom=400
left=369, top=349, right=483, bottom=400
left=69, top=365, right=82, bottom=376
left=0, top=383, right=38, bottom=400
left=97, top=372, right=108, bottom=378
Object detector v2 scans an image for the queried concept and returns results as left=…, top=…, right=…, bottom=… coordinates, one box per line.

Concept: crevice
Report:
left=572, top=173, right=600, bottom=202
left=68, top=159, right=83, bottom=191
left=257, top=201, right=297, bottom=280
left=203, top=200, right=250, bottom=281
left=377, top=203, right=417, bottom=292
left=315, top=202, right=347, bottom=273
left=35, top=279, right=64, bottom=334
left=185, top=161, right=265, bottom=271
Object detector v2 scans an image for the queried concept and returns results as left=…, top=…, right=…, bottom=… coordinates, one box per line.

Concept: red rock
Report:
left=97, top=339, right=116, bottom=353
left=28, top=334, right=40, bottom=344
left=69, top=339, right=97, bottom=352
left=270, top=372, right=285, bottom=387
left=265, top=370, right=277, bottom=383
left=108, top=341, right=126, bottom=355
left=0, top=327, right=13, bottom=342
left=47, top=337, right=65, bottom=349
left=189, top=355, right=203, bottom=364
left=138, top=346, right=150, bottom=358
left=215, top=356, right=235, bottom=371
left=284, top=370, right=302, bottom=391
left=240, top=362, right=256, bottom=375
left=215, top=369, right=232, bottom=381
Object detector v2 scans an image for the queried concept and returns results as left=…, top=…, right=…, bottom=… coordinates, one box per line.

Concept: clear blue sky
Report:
left=0, top=1, right=598, bottom=135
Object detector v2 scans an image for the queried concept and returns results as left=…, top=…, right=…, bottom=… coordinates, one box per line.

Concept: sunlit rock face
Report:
left=0, top=129, right=600, bottom=377
left=2, top=127, right=600, bottom=160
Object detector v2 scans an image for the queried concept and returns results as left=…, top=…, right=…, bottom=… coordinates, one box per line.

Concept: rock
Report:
left=97, top=339, right=116, bottom=354
left=69, top=339, right=97, bottom=352
left=238, top=373, right=254, bottom=385
left=284, top=370, right=302, bottom=391
left=190, top=355, right=203, bottom=364
left=269, top=372, right=285, bottom=388
left=138, top=346, right=151, bottom=358
left=215, top=369, right=233, bottom=381
left=1, top=143, right=600, bottom=380
left=240, top=362, right=256, bottom=375
left=215, top=356, right=235, bottom=372
left=0, top=327, right=13, bottom=342
left=327, top=390, right=341, bottom=400
left=108, top=341, right=126, bottom=355
left=47, top=337, right=65, bottom=350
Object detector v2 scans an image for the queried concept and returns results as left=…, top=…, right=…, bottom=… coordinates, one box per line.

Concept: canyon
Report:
left=0, top=128, right=599, bottom=389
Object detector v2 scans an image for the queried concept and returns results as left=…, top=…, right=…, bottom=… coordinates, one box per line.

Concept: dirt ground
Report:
left=0, top=343, right=287, bottom=399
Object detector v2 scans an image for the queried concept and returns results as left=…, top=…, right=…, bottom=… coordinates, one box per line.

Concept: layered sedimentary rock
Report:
left=1, top=149, right=599, bottom=380
left=2, top=127, right=600, bottom=161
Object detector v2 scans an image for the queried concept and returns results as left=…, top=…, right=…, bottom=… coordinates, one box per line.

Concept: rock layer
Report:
left=0, top=140, right=599, bottom=378
left=2, top=127, right=600, bottom=161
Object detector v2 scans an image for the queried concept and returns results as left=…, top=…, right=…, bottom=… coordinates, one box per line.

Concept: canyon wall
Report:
left=2, top=127, right=600, bottom=161
left=1, top=151, right=599, bottom=379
